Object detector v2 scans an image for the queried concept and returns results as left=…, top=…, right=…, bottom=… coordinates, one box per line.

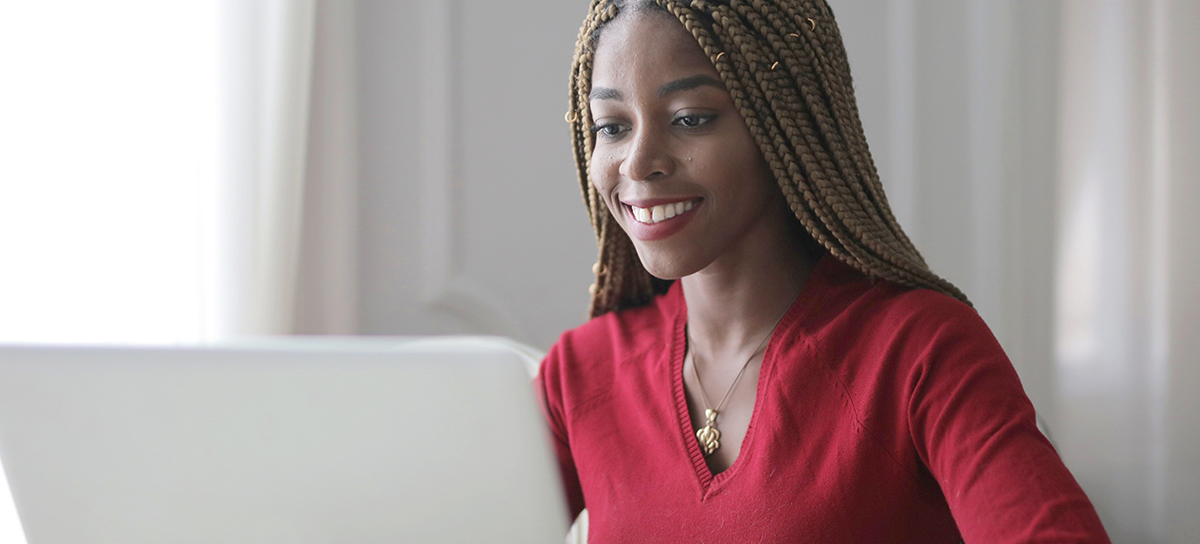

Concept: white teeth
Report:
left=630, top=200, right=697, bottom=224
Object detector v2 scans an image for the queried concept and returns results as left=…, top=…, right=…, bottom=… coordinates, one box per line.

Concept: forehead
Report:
left=590, top=11, right=719, bottom=92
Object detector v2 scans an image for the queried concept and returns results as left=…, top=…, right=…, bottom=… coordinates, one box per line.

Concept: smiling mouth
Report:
left=625, top=199, right=700, bottom=225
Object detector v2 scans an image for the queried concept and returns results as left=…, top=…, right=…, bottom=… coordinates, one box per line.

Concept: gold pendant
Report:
left=695, top=408, right=721, bottom=456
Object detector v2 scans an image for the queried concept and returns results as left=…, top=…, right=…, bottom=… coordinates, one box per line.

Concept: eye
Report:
left=673, top=113, right=717, bottom=128
left=589, top=122, right=629, bottom=140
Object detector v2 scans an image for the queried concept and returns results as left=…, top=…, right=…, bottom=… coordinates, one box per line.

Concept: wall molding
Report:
left=417, top=0, right=526, bottom=339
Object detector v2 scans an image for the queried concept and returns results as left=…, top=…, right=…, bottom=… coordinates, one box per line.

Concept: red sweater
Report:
left=538, top=254, right=1110, bottom=543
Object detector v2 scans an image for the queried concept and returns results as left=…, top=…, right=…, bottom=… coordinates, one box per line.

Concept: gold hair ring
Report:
left=789, top=33, right=800, bottom=39
left=807, top=18, right=816, bottom=32
left=715, top=51, right=726, bottom=62
left=565, top=111, right=576, bottom=123
left=770, top=61, right=780, bottom=70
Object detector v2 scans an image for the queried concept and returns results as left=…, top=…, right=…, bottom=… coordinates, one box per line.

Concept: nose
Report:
left=618, top=125, right=675, bottom=182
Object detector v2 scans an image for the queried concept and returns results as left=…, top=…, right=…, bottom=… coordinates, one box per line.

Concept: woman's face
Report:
left=588, top=11, right=786, bottom=280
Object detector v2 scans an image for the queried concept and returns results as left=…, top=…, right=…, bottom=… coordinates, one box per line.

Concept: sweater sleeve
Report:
left=904, top=301, right=1111, bottom=543
left=536, top=339, right=586, bottom=522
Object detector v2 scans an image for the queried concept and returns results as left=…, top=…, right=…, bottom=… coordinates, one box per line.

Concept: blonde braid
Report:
left=568, top=0, right=968, bottom=317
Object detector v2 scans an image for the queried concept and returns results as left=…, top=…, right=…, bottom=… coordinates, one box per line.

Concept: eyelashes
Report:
left=589, top=123, right=624, bottom=136
left=589, top=113, right=718, bottom=141
left=674, top=113, right=717, bottom=128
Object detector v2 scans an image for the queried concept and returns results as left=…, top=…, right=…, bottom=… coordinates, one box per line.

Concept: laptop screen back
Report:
left=0, top=338, right=567, bottom=544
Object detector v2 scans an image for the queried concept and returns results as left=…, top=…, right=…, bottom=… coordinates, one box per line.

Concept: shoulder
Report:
left=802, top=256, right=989, bottom=345
left=856, top=284, right=992, bottom=352
left=539, top=284, right=680, bottom=408
left=553, top=297, right=673, bottom=363
left=545, top=288, right=676, bottom=368
left=796, top=256, right=1003, bottom=385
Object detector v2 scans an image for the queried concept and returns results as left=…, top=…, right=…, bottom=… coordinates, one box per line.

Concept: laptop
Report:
left=0, top=337, right=568, bottom=544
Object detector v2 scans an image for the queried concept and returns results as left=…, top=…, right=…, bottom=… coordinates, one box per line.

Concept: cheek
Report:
left=702, top=146, right=773, bottom=213
left=589, top=150, right=619, bottom=194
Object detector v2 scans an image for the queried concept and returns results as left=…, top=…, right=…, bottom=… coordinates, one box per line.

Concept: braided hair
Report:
left=568, top=0, right=969, bottom=317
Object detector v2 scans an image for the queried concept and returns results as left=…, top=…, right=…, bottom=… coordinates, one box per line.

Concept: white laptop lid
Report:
left=0, top=337, right=567, bottom=544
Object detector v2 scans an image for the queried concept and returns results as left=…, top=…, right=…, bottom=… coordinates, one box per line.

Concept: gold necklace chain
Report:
left=687, top=305, right=792, bottom=457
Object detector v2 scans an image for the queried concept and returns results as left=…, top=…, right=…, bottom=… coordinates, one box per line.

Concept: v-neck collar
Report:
left=667, top=253, right=834, bottom=500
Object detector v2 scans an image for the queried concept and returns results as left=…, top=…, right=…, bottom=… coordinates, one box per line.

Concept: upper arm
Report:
left=537, top=340, right=587, bottom=521
left=905, top=306, right=1110, bottom=543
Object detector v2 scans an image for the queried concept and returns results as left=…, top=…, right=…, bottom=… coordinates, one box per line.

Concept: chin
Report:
left=633, top=246, right=705, bottom=281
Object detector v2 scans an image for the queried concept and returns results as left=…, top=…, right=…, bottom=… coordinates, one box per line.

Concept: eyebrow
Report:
left=656, top=75, right=724, bottom=96
left=589, top=87, right=623, bottom=101
left=588, top=74, right=725, bottom=101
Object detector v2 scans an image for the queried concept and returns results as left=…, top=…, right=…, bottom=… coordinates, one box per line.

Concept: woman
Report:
left=538, top=0, right=1111, bottom=541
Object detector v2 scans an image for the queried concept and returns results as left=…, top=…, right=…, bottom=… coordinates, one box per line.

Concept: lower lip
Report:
left=623, top=201, right=701, bottom=241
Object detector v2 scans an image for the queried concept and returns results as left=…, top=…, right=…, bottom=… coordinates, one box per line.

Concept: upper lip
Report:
left=619, top=196, right=702, bottom=208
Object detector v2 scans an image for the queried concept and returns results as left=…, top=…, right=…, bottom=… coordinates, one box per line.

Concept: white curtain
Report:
left=0, top=2, right=319, bottom=540
left=1057, top=0, right=1200, bottom=541
left=293, top=0, right=360, bottom=335
left=0, top=2, right=321, bottom=342
left=209, top=0, right=318, bottom=338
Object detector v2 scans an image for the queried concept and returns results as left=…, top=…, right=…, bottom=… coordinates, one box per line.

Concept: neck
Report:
left=682, top=217, right=820, bottom=361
